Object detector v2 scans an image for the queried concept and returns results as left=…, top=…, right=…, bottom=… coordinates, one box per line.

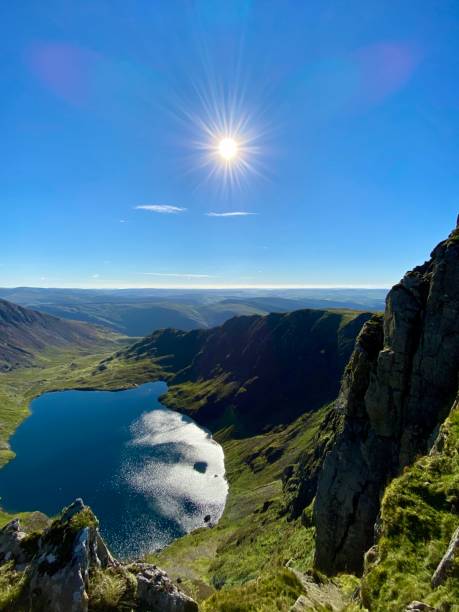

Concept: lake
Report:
left=0, top=382, right=227, bottom=559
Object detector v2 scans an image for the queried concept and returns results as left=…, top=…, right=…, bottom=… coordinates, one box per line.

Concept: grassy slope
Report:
left=147, top=405, right=334, bottom=609
left=360, top=399, right=459, bottom=611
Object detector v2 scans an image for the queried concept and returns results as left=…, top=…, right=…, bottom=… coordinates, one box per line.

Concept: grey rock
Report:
left=288, top=569, right=348, bottom=611
left=135, top=562, right=199, bottom=611
left=314, top=224, right=459, bottom=574
left=0, top=499, right=198, bottom=612
left=0, top=518, right=29, bottom=565
left=405, top=601, right=438, bottom=611
left=431, top=526, right=459, bottom=588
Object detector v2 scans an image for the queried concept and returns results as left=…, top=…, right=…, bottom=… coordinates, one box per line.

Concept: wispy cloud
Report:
left=92, top=273, right=100, bottom=279
left=142, top=272, right=214, bottom=278
left=205, top=211, right=257, bottom=217
left=136, top=204, right=186, bottom=214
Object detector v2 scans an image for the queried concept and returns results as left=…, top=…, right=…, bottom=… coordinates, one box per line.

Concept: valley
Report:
left=0, top=225, right=457, bottom=611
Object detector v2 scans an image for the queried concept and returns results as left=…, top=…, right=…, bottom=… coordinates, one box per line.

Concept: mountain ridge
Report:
left=116, top=307, right=373, bottom=435
left=0, top=299, right=112, bottom=371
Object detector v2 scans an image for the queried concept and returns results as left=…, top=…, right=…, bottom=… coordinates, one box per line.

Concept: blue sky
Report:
left=2, top=0, right=458, bottom=288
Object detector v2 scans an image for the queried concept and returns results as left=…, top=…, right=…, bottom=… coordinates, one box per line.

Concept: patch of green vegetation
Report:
left=147, top=406, right=330, bottom=605
left=88, top=567, right=136, bottom=612
left=163, top=375, right=238, bottom=421
left=69, top=507, right=99, bottom=531
left=361, top=403, right=459, bottom=611
left=0, top=561, right=27, bottom=611
left=201, top=567, right=304, bottom=611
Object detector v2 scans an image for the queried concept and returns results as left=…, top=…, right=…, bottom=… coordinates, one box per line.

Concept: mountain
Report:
left=0, top=299, right=110, bottom=371
left=0, top=287, right=386, bottom=336
left=116, top=308, right=372, bottom=434
left=311, top=223, right=459, bottom=575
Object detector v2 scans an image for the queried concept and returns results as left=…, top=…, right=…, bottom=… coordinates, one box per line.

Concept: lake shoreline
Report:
left=0, top=381, right=228, bottom=560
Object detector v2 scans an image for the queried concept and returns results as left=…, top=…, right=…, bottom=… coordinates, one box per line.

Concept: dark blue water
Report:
left=0, top=382, right=227, bottom=559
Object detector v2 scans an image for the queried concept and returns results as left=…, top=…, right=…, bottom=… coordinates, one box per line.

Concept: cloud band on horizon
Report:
left=142, top=272, right=214, bottom=278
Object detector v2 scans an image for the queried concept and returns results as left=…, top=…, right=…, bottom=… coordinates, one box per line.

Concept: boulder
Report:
left=405, top=602, right=438, bottom=611
left=135, top=562, right=199, bottom=611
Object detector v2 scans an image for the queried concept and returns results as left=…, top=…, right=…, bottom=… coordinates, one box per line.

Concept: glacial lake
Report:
left=0, top=382, right=227, bottom=559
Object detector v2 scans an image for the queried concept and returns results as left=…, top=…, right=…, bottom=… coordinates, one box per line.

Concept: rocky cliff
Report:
left=0, top=499, right=198, bottom=612
left=118, top=308, right=372, bottom=435
left=313, top=223, right=459, bottom=574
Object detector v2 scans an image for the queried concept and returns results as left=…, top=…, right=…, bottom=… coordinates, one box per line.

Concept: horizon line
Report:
left=0, top=284, right=392, bottom=290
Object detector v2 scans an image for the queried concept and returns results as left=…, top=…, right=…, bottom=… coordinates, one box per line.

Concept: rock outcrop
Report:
left=431, top=525, right=459, bottom=588
left=0, top=499, right=198, bottom=612
left=313, top=223, right=459, bottom=574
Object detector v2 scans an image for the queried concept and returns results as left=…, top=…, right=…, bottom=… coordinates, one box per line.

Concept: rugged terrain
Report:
left=0, top=499, right=198, bottom=611
left=116, top=308, right=372, bottom=434
left=0, top=225, right=457, bottom=610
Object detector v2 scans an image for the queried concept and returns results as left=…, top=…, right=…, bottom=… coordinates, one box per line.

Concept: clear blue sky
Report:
left=2, top=1, right=458, bottom=288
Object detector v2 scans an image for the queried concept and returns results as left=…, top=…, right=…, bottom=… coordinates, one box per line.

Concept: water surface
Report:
left=0, top=382, right=227, bottom=558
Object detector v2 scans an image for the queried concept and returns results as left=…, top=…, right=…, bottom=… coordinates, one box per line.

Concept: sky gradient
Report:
left=2, top=1, right=459, bottom=288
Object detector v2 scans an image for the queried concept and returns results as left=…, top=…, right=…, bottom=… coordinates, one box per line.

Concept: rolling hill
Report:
left=0, top=287, right=386, bottom=336
left=0, top=299, right=112, bottom=371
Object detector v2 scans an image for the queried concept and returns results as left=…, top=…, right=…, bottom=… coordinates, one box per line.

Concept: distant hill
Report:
left=118, top=307, right=372, bottom=434
left=0, top=299, right=109, bottom=371
left=0, top=288, right=386, bottom=336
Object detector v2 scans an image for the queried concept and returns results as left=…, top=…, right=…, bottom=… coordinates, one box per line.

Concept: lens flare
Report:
left=171, top=75, right=270, bottom=192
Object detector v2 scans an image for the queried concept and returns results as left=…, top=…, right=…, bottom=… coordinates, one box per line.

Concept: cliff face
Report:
left=313, top=225, right=459, bottom=574
left=120, top=308, right=372, bottom=435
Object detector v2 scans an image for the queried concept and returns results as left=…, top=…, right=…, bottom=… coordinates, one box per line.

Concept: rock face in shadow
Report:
left=313, top=224, right=459, bottom=574
left=120, top=308, right=373, bottom=435
left=0, top=499, right=198, bottom=612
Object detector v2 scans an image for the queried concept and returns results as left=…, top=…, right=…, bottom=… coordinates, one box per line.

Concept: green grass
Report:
left=201, top=567, right=305, bottom=611
left=361, top=401, right=459, bottom=611
left=0, top=561, right=27, bottom=612
left=88, top=567, right=136, bottom=611
left=146, top=406, right=331, bottom=605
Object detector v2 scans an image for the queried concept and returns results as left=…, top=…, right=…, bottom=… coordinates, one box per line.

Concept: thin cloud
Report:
left=206, top=211, right=257, bottom=217
left=92, top=273, right=100, bottom=279
left=136, top=205, right=186, bottom=214
left=142, top=272, right=214, bottom=278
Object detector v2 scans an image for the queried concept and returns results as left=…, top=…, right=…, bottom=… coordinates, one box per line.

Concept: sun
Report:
left=218, top=137, right=238, bottom=161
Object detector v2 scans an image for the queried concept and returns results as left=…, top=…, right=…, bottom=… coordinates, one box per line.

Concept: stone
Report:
left=405, top=602, right=438, bottom=611
left=0, top=518, right=29, bottom=565
left=0, top=499, right=199, bottom=612
left=431, top=526, right=459, bottom=588
left=313, top=223, right=459, bottom=574
left=288, top=569, right=348, bottom=611
left=135, top=563, right=198, bottom=611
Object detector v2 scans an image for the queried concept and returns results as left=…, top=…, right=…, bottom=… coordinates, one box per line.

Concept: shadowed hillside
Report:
left=116, top=308, right=372, bottom=435
left=0, top=299, right=112, bottom=371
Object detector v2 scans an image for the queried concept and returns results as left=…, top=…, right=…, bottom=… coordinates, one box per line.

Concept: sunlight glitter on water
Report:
left=122, top=407, right=228, bottom=540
